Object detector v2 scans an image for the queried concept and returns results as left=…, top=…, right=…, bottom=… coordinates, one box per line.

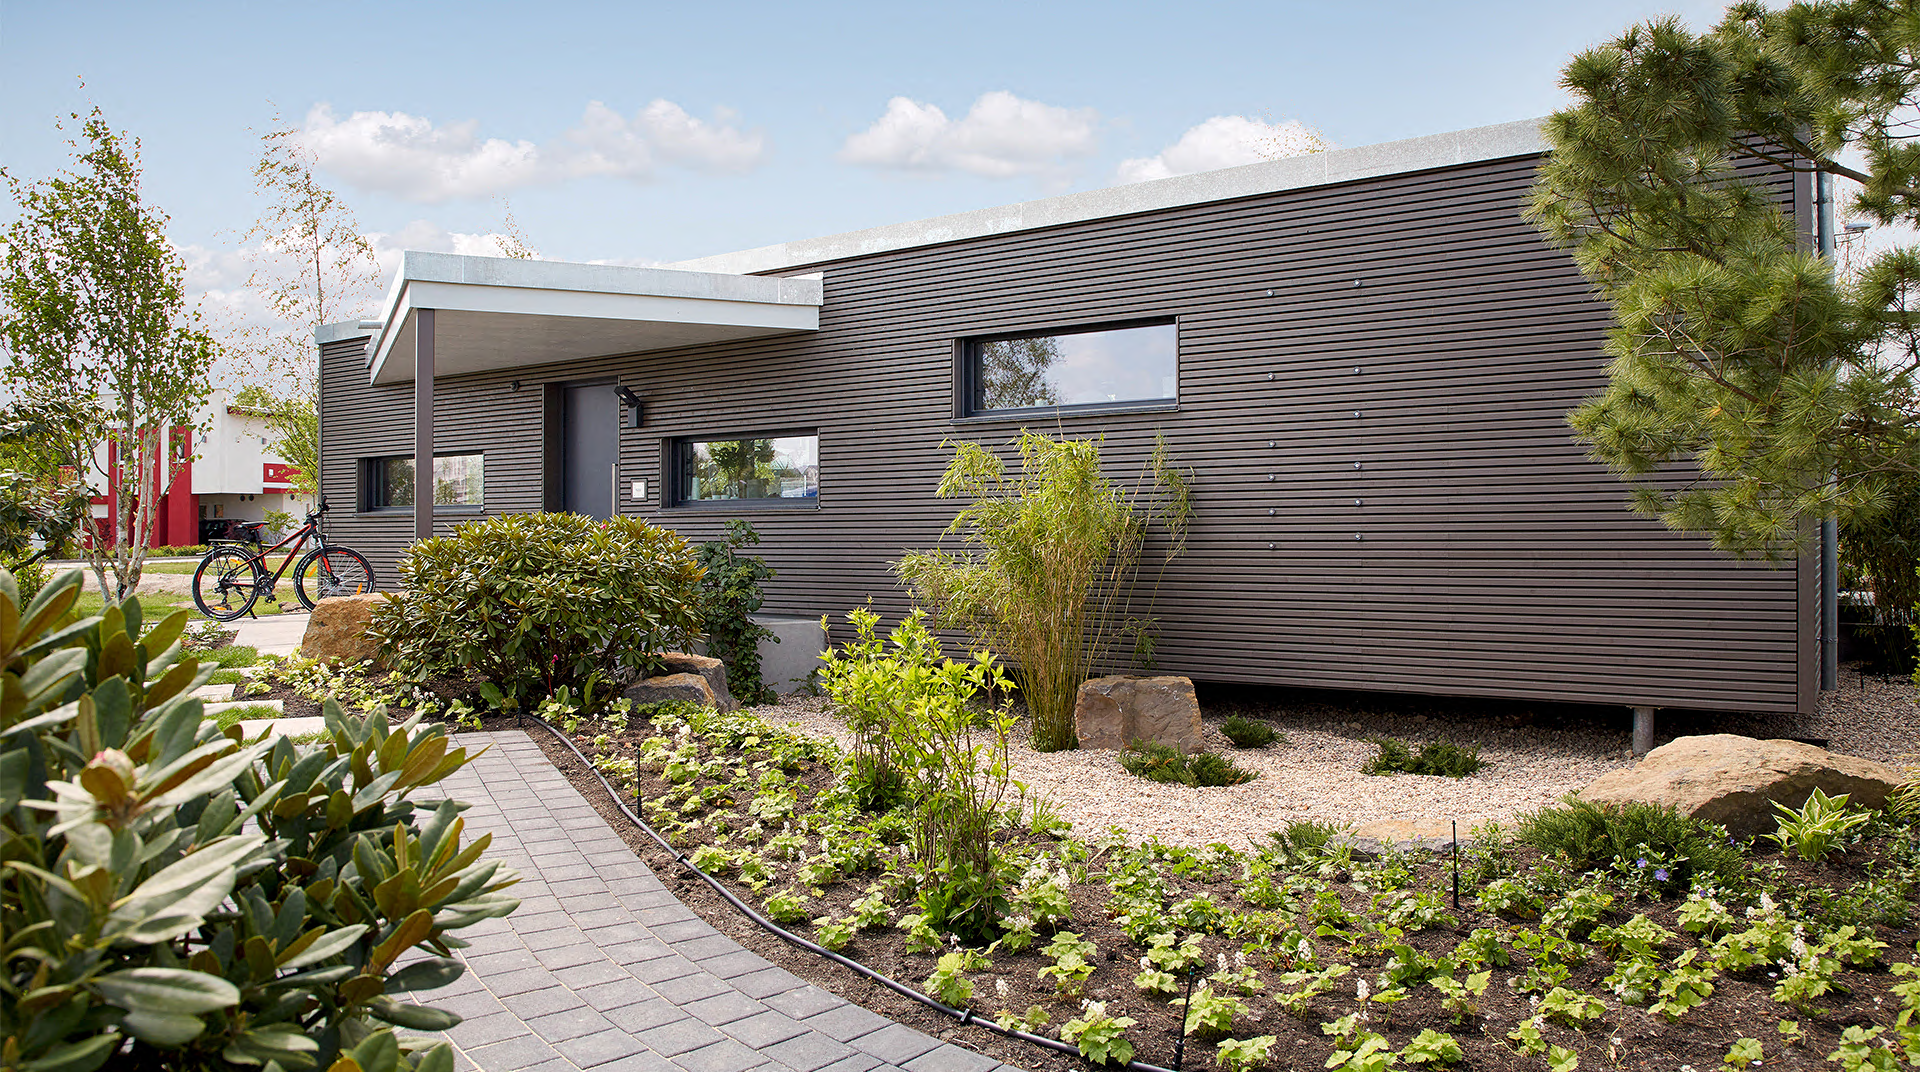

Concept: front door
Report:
left=562, top=383, right=618, bottom=519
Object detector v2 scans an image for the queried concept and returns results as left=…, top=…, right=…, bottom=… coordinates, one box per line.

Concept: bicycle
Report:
left=191, top=500, right=377, bottom=621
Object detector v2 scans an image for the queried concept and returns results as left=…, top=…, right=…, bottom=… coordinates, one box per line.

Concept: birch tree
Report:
left=0, top=106, right=216, bottom=599
left=234, top=114, right=383, bottom=494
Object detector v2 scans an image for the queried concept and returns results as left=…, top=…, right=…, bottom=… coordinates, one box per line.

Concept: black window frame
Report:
left=357, top=452, right=488, bottom=514
left=664, top=429, right=821, bottom=510
left=956, top=316, right=1180, bottom=420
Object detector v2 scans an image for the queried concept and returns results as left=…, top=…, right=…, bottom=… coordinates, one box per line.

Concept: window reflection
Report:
left=970, top=322, right=1176, bottom=412
left=680, top=435, right=819, bottom=502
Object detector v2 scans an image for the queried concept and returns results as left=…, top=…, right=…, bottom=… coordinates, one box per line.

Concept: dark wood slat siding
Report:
left=317, top=151, right=1814, bottom=715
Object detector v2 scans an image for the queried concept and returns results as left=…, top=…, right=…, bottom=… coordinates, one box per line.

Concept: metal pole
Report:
left=1451, top=820, right=1460, bottom=911
left=1817, top=171, right=1840, bottom=692
left=1631, top=706, right=1655, bottom=758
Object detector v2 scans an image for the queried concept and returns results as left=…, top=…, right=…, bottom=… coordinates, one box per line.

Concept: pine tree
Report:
left=1527, top=0, right=1920, bottom=558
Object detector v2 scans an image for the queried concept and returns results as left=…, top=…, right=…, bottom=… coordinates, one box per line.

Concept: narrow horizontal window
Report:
left=676, top=434, right=818, bottom=505
left=360, top=453, right=485, bottom=510
left=967, top=320, right=1177, bottom=415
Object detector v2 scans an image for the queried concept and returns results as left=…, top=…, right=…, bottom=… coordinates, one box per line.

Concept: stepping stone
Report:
left=190, top=683, right=236, bottom=702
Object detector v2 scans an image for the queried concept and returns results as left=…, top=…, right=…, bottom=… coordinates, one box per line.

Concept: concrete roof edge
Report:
left=314, top=321, right=374, bottom=346
left=390, top=251, right=823, bottom=305
left=670, top=117, right=1548, bottom=275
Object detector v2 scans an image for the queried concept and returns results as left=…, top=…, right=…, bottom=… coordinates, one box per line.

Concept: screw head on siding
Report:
left=1355, top=499, right=1364, bottom=507
left=1353, top=280, right=1362, bottom=288
left=1353, top=367, right=1363, bottom=374
left=1353, top=461, right=1363, bottom=469
left=1354, top=411, right=1363, bottom=418
left=1268, top=473, right=1276, bottom=481
left=1268, top=372, right=1276, bottom=381
left=1268, top=543, right=1276, bottom=550
left=1268, top=440, right=1275, bottom=448
left=1355, top=534, right=1364, bottom=541
left=1266, top=289, right=1275, bottom=297
left=1268, top=508, right=1277, bottom=516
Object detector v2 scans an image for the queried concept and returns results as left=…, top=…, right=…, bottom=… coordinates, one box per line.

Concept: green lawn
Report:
left=210, top=703, right=285, bottom=731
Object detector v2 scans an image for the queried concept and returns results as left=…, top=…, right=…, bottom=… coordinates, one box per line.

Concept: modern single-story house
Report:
left=315, top=117, right=1827, bottom=723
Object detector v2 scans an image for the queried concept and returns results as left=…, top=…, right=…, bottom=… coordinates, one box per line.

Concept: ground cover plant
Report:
left=544, top=692, right=1920, bottom=1072
left=1119, top=741, right=1257, bottom=787
left=1220, top=716, right=1280, bottom=749
left=1365, top=736, right=1484, bottom=778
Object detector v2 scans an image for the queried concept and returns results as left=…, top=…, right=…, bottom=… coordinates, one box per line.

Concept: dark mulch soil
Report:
left=496, top=708, right=1920, bottom=1072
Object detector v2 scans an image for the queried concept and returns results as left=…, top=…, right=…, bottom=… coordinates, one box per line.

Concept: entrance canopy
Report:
left=366, top=252, right=822, bottom=385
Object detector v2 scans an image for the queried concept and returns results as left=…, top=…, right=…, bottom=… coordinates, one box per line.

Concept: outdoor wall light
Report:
left=615, top=386, right=643, bottom=428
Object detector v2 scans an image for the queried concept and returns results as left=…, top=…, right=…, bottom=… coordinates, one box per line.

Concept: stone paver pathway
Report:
left=415, top=731, right=1022, bottom=1072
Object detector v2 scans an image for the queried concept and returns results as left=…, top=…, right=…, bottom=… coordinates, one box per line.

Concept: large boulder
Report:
left=1075, top=675, right=1203, bottom=751
left=621, top=653, right=738, bottom=713
left=298, top=594, right=387, bottom=667
left=1579, top=733, right=1906, bottom=837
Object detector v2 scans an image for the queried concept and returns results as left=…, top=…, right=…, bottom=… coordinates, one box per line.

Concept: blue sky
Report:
left=3, top=0, right=1725, bottom=321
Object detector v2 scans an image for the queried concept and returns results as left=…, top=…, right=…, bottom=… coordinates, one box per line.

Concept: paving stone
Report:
left=629, top=954, right=703, bottom=984
left=432, top=989, right=506, bottom=1019
left=465, top=1033, right=562, bottom=1071
left=464, top=948, right=543, bottom=975
left=676, top=1038, right=771, bottom=1072
left=763, top=986, right=842, bottom=1021
left=554, top=1027, right=654, bottom=1069
left=526, top=1005, right=616, bottom=1042
left=444, top=1010, right=530, bottom=1049
left=684, top=991, right=769, bottom=1027
left=635, top=1018, right=728, bottom=1058
left=762, top=1033, right=859, bottom=1072
left=725, top=1010, right=808, bottom=1049
left=419, top=733, right=976, bottom=1072
left=904, top=1045, right=1000, bottom=1072
left=800, top=1005, right=895, bottom=1044
left=505, top=985, right=590, bottom=1020
left=552, top=958, right=636, bottom=989
left=653, top=971, right=733, bottom=1005
left=483, top=966, right=562, bottom=998
left=847, top=1023, right=942, bottom=1066
left=598, top=994, right=687, bottom=1032
left=533, top=941, right=605, bottom=970
left=676, top=935, right=743, bottom=962
left=699, top=950, right=770, bottom=979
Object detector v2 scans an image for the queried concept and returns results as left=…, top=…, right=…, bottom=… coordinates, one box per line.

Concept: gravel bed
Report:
left=749, top=669, right=1920, bottom=850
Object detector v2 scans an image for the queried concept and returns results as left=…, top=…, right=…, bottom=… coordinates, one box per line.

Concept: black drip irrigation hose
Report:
left=522, top=714, right=1184, bottom=1072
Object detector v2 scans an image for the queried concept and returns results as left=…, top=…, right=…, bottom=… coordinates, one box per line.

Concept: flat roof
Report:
left=672, top=117, right=1546, bottom=276
left=360, top=252, right=822, bottom=385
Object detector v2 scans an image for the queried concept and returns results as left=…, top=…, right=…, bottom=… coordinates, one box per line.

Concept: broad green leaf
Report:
left=92, top=967, right=241, bottom=1014
left=363, top=995, right=460, bottom=1031
left=17, top=1032, right=117, bottom=1072
left=120, top=1008, right=209, bottom=1046
left=384, top=956, right=462, bottom=993
left=279, top=923, right=369, bottom=969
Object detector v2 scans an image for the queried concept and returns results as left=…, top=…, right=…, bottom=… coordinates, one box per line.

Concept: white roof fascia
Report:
left=365, top=252, right=823, bottom=384
left=672, top=118, right=1547, bottom=276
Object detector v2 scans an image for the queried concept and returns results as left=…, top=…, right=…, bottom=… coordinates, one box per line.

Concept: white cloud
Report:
left=1116, top=115, right=1328, bottom=184
left=839, top=91, right=1099, bottom=179
left=299, top=100, right=767, bottom=202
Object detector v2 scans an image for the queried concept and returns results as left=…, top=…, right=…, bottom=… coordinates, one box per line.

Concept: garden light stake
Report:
left=1452, top=819, right=1459, bottom=911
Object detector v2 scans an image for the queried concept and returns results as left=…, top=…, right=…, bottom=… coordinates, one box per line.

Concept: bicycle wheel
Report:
left=292, top=547, right=376, bottom=609
left=192, top=547, right=263, bottom=621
